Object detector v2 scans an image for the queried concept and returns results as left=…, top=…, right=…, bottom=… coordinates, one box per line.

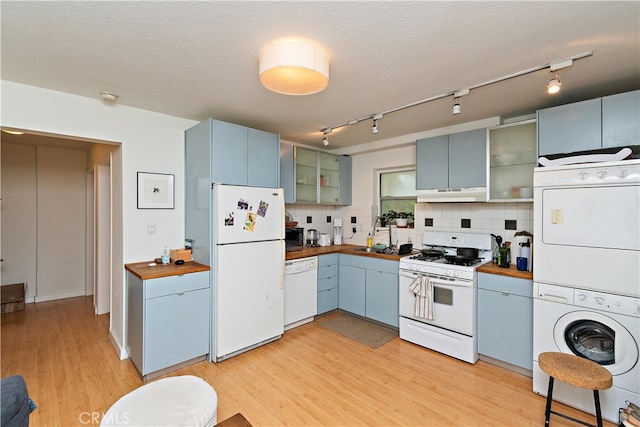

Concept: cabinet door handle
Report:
left=177, top=292, right=185, bottom=296
left=501, top=292, right=510, bottom=296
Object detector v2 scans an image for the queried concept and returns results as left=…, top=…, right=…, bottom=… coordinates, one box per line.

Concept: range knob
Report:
left=452, top=270, right=460, bottom=278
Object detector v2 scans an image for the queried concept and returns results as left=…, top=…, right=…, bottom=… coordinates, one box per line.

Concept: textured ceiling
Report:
left=2, top=1, right=639, bottom=151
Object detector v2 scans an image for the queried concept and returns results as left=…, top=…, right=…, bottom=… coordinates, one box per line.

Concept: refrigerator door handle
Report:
left=279, top=240, right=285, bottom=289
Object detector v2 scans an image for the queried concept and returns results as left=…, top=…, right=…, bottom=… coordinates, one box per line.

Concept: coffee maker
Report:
left=333, top=217, right=343, bottom=245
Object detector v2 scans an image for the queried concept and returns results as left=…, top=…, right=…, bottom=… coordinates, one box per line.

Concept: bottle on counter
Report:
left=367, top=233, right=373, bottom=248
left=161, top=246, right=170, bottom=265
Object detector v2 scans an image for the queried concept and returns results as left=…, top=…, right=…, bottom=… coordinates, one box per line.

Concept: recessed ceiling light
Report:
left=100, top=91, right=119, bottom=103
left=2, top=129, right=25, bottom=135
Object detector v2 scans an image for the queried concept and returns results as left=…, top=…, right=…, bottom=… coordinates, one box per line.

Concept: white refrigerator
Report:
left=211, top=184, right=285, bottom=362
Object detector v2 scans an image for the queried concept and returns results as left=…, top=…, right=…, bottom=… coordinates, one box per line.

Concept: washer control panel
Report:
left=574, top=289, right=640, bottom=317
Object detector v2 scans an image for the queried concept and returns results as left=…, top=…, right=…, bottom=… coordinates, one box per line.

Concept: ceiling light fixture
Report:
left=371, top=113, right=383, bottom=134
left=259, top=40, right=330, bottom=96
left=452, top=98, right=461, bottom=115
left=322, top=129, right=331, bottom=146
left=318, top=51, right=592, bottom=142
left=546, top=72, right=562, bottom=94
left=100, top=91, right=119, bottom=103
left=451, top=90, right=468, bottom=115
left=451, top=89, right=469, bottom=116
left=546, top=59, right=572, bottom=95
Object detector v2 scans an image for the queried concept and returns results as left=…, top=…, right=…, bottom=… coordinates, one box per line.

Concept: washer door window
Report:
left=564, top=320, right=615, bottom=365
left=553, top=310, right=639, bottom=376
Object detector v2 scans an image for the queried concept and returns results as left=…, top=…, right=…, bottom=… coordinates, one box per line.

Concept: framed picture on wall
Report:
left=137, top=172, right=175, bottom=209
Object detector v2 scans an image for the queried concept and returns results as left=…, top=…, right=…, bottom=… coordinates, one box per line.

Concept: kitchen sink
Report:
left=352, top=247, right=395, bottom=254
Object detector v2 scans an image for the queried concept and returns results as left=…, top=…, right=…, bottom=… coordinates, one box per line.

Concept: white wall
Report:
left=36, top=145, right=87, bottom=301
left=1, top=143, right=37, bottom=295
left=1, top=80, right=198, bottom=358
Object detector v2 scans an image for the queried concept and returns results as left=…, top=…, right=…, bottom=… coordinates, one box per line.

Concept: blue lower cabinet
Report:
left=317, top=254, right=339, bottom=314
left=338, top=264, right=366, bottom=316
left=477, top=272, right=533, bottom=370
left=365, top=270, right=399, bottom=327
left=338, top=255, right=399, bottom=327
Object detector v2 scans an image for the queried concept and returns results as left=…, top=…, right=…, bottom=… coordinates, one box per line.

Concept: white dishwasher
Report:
left=284, top=256, right=318, bottom=331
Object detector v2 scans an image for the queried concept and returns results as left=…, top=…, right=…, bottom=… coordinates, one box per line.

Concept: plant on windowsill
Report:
left=382, top=210, right=414, bottom=228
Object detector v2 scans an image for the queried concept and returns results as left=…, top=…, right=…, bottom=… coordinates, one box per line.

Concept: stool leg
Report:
left=545, top=376, right=555, bottom=427
left=593, top=390, right=603, bottom=427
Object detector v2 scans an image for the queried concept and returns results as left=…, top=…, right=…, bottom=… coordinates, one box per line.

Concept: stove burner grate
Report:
left=444, top=255, right=482, bottom=266
left=408, top=254, right=444, bottom=262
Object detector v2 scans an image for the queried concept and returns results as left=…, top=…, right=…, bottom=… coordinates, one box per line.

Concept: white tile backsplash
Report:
left=286, top=201, right=533, bottom=247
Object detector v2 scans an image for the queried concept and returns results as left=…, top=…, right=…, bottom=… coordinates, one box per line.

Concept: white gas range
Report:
left=399, top=231, right=493, bottom=364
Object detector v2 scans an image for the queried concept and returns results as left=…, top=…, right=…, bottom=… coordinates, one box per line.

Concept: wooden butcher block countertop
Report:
left=477, top=262, right=533, bottom=280
left=286, top=244, right=404, bottom=261
left=125, top=261, right=210, bottom=280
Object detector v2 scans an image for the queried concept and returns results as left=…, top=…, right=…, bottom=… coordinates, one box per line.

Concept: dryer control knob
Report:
left=577, top=293, right=587, bottom=302
left=596, top=170, right=607, bottom=179
left=595, top=296, right=605, bottom=305
left=578, top=172, right=588, bottom=180
left=618, top=170, right=628, bottom=179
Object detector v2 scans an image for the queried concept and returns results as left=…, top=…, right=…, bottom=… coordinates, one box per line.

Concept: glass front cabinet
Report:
left=280, top=144, right=352, bottom=205
left=487, top=120, right=536, bottom=201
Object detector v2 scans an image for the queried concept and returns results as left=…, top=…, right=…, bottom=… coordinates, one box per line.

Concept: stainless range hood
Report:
left=417, top=187, right=487, bottom=203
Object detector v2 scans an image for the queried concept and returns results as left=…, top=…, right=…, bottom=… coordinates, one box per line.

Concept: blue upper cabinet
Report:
left=537, top=98, right=602, bottom=156
left=537, top=90, right=639, bottom=157
left=212, top=120, right=249, bottom=185
left=247, top=128, right=280, bottom=187
left=602, top=90, right=640, bottom=149
left=416, top=134, right=448, bottom=190
left=416, top=129, right=486, bottom=190
left=186, top=118, right=280, bottom=188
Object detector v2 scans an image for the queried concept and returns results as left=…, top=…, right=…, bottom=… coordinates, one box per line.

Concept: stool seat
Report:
left=539, top=352, right=612, bottom=390
left=538, top=352, right=613, bottom=427
left=101, top=375, right=217, bottom=427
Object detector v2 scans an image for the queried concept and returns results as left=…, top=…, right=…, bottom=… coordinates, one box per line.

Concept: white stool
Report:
left=101, top=375, right=217, bottom=427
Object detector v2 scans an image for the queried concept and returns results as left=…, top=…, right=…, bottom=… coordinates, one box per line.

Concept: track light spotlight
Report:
left=372, top=119, right=379, bottom=134
left=547, top=71, right=562, bottom=94
left=322, top=133, right=329, bottom=146
left=452, top=97, right=462, bottom=115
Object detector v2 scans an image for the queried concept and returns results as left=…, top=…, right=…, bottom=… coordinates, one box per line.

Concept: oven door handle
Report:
left=399, top=270, right=472, bottom=288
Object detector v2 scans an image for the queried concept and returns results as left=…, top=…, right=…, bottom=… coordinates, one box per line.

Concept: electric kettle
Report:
left=306, top=229, right=319, bottom=247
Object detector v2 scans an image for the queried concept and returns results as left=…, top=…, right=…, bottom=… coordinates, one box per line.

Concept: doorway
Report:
left=0, top=128, right=120, bottom=314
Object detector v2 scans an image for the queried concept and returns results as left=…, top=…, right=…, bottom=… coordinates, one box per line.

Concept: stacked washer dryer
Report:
left=532, top=159, right=640, bottom=423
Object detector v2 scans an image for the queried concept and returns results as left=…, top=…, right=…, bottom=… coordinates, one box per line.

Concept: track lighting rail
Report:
left=320, top=50, right=592, bottom=143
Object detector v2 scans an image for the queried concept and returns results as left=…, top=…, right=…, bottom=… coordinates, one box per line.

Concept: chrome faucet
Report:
left=371, top=216, right=381, bottom=237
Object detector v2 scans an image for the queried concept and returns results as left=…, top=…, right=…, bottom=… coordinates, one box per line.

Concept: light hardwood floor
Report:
left=1, top=296, right=615, bottom=427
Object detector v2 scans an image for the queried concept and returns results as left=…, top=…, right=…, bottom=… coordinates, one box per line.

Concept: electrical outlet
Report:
left=352, top=227, right=357, bottom=233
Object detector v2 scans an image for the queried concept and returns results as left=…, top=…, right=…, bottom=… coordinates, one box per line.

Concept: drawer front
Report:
left=317, top=276, right=337, bottom=292
left=317, top=287, right=338, bottom=314
left=339, top=254, right=398, bottom=274
left=318, top=264, right=338, bottom=279
left=477, top=273, right=532, bottom=298
left=145, top=271, right=210, bottom=299
left=319, top=253, right=339, bottom=266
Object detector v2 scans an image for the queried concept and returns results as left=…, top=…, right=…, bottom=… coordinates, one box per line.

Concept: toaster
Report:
left=318, top=234, right=332, bottom=247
